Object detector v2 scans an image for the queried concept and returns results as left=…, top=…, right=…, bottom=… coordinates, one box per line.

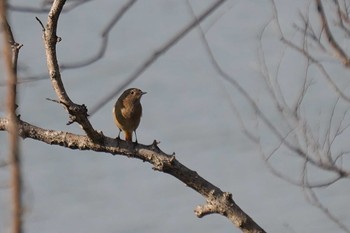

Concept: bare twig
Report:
left=35, top=16, right=45, bottom=31
left=334, top=0, right=350, bottom=36
left=281, top=38, right=350, bottom=103
left=303, top=176, right=350, bottom=233
left=316, top=0, right=350, bottom=66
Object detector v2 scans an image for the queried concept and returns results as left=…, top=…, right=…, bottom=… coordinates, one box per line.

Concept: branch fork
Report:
left=195, top=190, right=234, bottom=217
left=37, top=1, right=103, bottom=142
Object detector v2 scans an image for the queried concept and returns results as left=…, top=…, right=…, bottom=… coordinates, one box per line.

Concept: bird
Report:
left=113, top=88, right=146, bottom=142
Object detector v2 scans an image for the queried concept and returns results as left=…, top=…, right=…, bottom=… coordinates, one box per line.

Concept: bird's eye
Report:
left=130, top=91, right=134, bottom=95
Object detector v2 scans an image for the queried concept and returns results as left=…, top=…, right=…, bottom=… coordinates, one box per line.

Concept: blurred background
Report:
left=1, top=0, right=349, bottom=232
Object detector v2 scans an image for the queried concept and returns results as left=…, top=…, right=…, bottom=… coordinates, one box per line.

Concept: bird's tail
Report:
left=124, top=131, right=133, bottom=142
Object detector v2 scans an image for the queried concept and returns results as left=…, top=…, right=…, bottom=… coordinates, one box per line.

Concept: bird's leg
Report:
left=134, top=130, right=138, bottom=144
left=116, top=129, right=122, bottom=140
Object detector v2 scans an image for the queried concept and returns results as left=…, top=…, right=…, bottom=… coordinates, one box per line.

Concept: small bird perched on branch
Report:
left=113, top=88, right=146, bottom=142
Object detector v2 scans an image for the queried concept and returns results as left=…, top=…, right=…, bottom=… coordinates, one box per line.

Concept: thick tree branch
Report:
left=39, top=0, right=101, bottom=141
left=0, top=117, right=266, bottom=233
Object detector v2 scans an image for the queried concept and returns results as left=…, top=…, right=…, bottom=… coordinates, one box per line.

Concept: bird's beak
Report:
left=141, top=91, right=147, bottom=95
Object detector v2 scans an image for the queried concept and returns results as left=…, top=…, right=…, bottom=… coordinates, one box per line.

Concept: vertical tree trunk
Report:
left=0, top=1, right=23, bottom=232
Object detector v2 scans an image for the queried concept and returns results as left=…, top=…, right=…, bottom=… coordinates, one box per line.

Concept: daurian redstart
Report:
left=113, top=88, right=146, bottom=142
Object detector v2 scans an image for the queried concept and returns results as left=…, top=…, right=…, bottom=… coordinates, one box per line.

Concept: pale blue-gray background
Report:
left=0, top=1, right=349, bottom=233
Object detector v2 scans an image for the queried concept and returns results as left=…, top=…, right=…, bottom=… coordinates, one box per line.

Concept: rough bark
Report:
left=0, top=117, right=266, bottom=233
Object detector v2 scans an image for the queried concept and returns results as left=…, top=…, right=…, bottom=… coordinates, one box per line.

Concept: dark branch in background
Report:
left=7, top=0, right=94, bottom=13
left=0, top=1, right=23, bottom=233
left=0, top=117, right=267, bottom=233
left=88, top=0, right=227, bottom=117
left=60, top=0, right=137, bottom=69
left=315, top=0, right=350, bottom=67
left=0, top=0, right=136, bottom=87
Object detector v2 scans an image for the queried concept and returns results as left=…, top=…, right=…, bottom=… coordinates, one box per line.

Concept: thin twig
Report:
left=35, top=16, right=45, bottom=31
left=303, top=177, right=350, bottom=233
